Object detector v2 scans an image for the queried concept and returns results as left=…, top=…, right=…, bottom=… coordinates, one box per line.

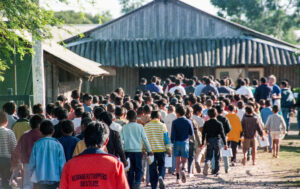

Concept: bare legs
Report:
left=272, top=139, right=280, bottom=158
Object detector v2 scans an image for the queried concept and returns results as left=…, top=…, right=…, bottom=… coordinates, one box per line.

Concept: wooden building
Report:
left=64, top=0, right=300, bottom=96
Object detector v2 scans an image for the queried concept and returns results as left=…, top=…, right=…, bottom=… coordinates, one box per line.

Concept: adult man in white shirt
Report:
left=169, top=79, right=186, bottom=96
left=236, top=79, right=253, bottom=98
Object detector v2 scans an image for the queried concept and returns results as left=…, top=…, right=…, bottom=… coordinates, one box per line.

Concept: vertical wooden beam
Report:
left=52, top=64, right=59, bottom=99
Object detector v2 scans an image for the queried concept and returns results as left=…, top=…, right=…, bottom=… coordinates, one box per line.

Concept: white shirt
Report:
left=192, top=115, right=204, bottom=128
left=51, top=118, right=59, bottom=126
left=160, top=109, right=167, bottom=120
left=236, top=86, right=253, bottom=98
left=237, top=108, right=245, bottom=121
left=72, top=117, right=82, bottom=134
left=163, top=113, right=177, bottom=136
left=169, top=86, right=186, bottom=95
left=110, top=122, right=122, bottom=133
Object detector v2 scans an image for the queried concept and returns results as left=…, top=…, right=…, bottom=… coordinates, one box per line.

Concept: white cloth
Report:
left=160, top=110, right=167, bottom=121
left=192, top=115, right=204, bottom=128
left=236, top=86, right=253, bottom=98
left=72, top=118, right=82, bottom=134
left=163, top=113, right=177, bottom=136
left=51, top=118, right=59, bottom=126
left=169, top=86, right=186, bottom=96
left=110, top=122, right=122, bottom=133
left=23, top=163, right=34, bottom=189
left=237, top=108, right=245, bottom=121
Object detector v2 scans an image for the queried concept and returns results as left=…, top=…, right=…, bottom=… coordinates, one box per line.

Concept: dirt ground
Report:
left=141, top=122, right=300, bottom=189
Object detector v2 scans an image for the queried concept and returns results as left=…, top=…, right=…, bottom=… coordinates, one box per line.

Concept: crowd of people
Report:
left=0, top=73, right=299, bottom=189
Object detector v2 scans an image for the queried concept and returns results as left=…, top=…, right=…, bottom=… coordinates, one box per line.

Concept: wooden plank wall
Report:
left=194, top=67, right=215, bottom=79
left=264, top=65, right=300, bottom=88
left=90, top=67, right=139, bottom=96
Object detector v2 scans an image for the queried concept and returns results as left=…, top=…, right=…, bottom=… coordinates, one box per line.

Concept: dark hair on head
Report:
left=107, top=104, right=115, bottom=113
left=215, top=105, right=224, bottom=114
left=115, top=106, right=124, bottom=117
left=252, top=79, right=258, bottom=86
left=40, top=120, right=54, bottom=136
left=272, top=105, right=279, bottom=113
left=143, top=104, right=152, bottom=114
left=220, top=79, right=226, bottom=86
left=175, top=104, right=185, bottom=116
left=99, top=112, right=113, bottom=126
left=94, top=107, right=106, bottom=120
left=57, top=95, right=67, bottom=102
left=244, top=78, right=250, bottom=85
left=245, top=106, right=253, bottom=115
left=70, top=99, right=79, bottom=109
left=137, top=107, right=144, bottom=115
left=82, top=112, right=92, bottom=119
left=92, top=96, right=99, bottom=104
left=71, top=90, right=80, bottom=99
left=259, top=99, right=265, bottom=106
left=83, top=94, right=92, bottom=102
left=114, top=96, right=123, bottom=106
left=208, top=108, right=217, bottom=118
left=175, top=79, right=181, bottom=86
left=30, top=114, right=44, bottom=129
left=0, top=111, right=8, bottom=125
left=32, top=104, right=43, bottom=114
left=75, top=107, right=84, bottom=117
left=151, top=76, right=157, bottom=83
left=185, top=106, right=193, bottom=119
left=260, top=77, right=267, bottom=84
left=61, top=120, right=74, bottom=134
left=265, top=99, right=271, bottom=107
left=228, top=105, right=235, bottom=112
left=124, top=101, right=133, bottom=111
left=64, top=103, right=71, bottom=113
left=192, top=103, right=202, bottom=114
left=2, top=101, right=16, bottom=115
left=46, top=103, right=55, bottom=116
left=98, top=95, right=104, bottom=104
left=188, top=94, right=197, bottom=105
left=140, top=77, right=147, bottom=84
left=127, top=110, right=137, bottom=121
left=151, top=110, right=161, bottom=119
left=204, top=78, right=211, bottom=85
left=237, top=100, right=244, bottom=109
left=281, top=81, right=288, bottom=88
left=17, top=105, right=30, bottom=119
left=84, top=121, right=109, bottom=148
left=81, top=117, right=92, bottom=129
left=56, top=108, right=68, bottom=120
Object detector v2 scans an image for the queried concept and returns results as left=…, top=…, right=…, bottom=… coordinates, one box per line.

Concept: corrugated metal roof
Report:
left=67, top=37, right=300, bottom=68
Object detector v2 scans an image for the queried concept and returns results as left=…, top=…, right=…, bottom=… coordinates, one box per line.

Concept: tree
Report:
left=0, top=0, right=63, bottom=81
left=119, top=0, right=146, bottom=14
left=54, top=10, right=113, bottom=24
left=210, top=0, right=300, bottom=45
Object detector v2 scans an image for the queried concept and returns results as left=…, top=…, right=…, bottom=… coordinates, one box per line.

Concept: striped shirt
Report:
left=144, top=120, right=171, bottom=153
left=0, top=126, right=17, bottom=158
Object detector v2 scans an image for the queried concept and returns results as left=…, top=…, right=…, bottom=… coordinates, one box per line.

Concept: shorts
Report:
left=243, top=138, right=256, bottom=153
left=271, top=131, right=281, bottom=140
left=173, top=141, right=189, bottom=158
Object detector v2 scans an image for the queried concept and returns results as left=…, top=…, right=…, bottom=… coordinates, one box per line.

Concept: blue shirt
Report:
left=29, top=137, right=66, bottom=182
left=83, top=103, right=93, bottom=115
left=254, top=84, right=272, bottom=102
left=271, top=84, right=281, bottom=104
left=58, top=136, right=80, bottom=161
left=201, top=85, right=219, bottom=96
left=171, top=117, right=194, bottom=143
left=145, top=83, right=160, bottom=93
left=194, top=83, right=205, bottom=96
left=260, top=107, right=273, bottom=124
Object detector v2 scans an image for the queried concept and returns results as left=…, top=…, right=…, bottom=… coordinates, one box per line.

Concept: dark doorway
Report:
left=139, top=68, right=194, bottom=82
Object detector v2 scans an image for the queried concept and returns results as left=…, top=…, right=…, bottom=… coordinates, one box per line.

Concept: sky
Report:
left=42, top=0, right=219, bottom=18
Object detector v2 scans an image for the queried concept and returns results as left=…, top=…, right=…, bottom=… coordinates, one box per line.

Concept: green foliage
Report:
left=211, top=0, right=300, bottom=45
left=54, top=10, right=113, bottom=24
left=118, top=0, right=146, bottom=14
left=0, top=0, right=63, bottom=81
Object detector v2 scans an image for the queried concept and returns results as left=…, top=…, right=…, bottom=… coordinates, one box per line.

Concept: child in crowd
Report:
left=241, top=106, right=264, bottom=165
left=260, top=100, right=273, bottom=152
left=0, top=111, right=17, bottom=188
left=2, top=101, right=17, bottom=129
left=121, top=110, right=152, bottom=189
left=265, top=105, right=286, bottom=158
left=60, top=121, right=129, bottom=189
left=12, top=115, right=44, bottom=189
left=237, top=100, right=245, bottom=121
left=58, top=120, right=80, bottom=161
left=29, top=120, right=66, bottom=189
left=171, top=105, right=194, bottom=184
left=12, top=105, right=31, bottom=141
left=73, top=117, right=93, bottom=156
left=115, top=106, right=128, bottom=126
left=72, top=107, right=83, bottom=134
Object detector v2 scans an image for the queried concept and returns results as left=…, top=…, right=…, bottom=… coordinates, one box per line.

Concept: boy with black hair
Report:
left=261, top=99, right=273, bottom=152
left=139, top=104, right=152, bottom=125
left=144, top=111, right=171, bottom=189
left=67, top=99, right=80, bottom=120
left=73, top=117, right=93, bottom=156
left=53, top=108, right=68, bottom=139
left=0, top=111, right=17, bottom=188
left=12, top=104, right=31, bottom=141
left=71, top=90, right=80, bottom=101
left=57, top=95, right=68, bottom=105
left=2, top=101, right=17, bottom=129
left=171, top=105, right=194, bottom=184
left=83, top=94, right=93, bottom=115
left=121, top=110, right=152, bottom=189
left=201, top=108, right=227, bottom=176
left=32, top=103, right=44, bottom=115
left=58, top=120, right=80, bottom=161
left=12, top=115, right=44, bottom=189
left=29, top=120, right=66, bottom=189
left=72, top=107, right=84, bottom=134
left=115, top=106, right=128, bottom=126
left=60, top=121, right=130, bottom=189
left=265, top=105, right=286, bottom=158
left=46, top=103, right=55, bottom=121
left=241, top=106, right=264, bottom=166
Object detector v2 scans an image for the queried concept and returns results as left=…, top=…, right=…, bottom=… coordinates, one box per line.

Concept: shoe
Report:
left=231, top=162, right=235, bottom=167
left=188, top=173, right=194, bottom=178
left=195, top=162, right=201, bottom=173
left=203, top=163, right=209, bottom=176
left=215, top=172, right=219, bottom=177
left=225, top=169, right=229, bottom=173
left=158, top=176, right=165, bottom=189
left=181, top=170, right=186, bottom=183
left=176, top=179, right=180, bottom=184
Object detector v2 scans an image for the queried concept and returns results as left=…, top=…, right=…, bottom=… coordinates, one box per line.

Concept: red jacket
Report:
left=59, top=151, right=129, bottom=189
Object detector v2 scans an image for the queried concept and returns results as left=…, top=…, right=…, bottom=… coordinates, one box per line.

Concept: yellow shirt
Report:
left=72, top=140, right=108, bottom=157
left=226, top=113, right=242, bottom=143
left=12, top=119, right=31, bottom=142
